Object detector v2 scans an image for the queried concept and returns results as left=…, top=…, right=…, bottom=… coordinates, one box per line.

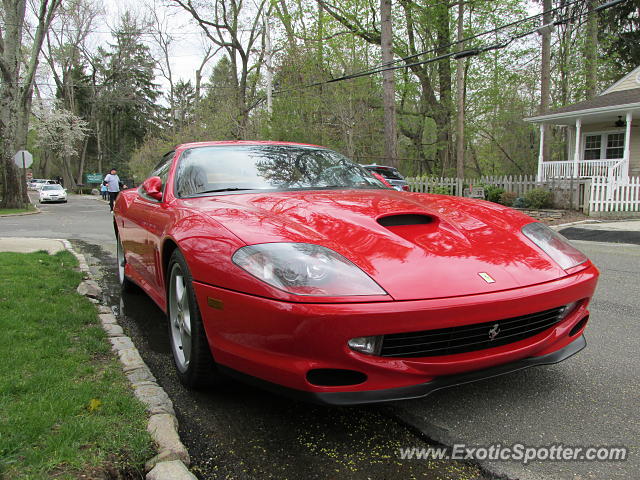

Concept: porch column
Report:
left=536, top=123, right=544, bottom=182
left=624, top=112, right=632, bottom=180
left=573, top=118, right=582, bottom=178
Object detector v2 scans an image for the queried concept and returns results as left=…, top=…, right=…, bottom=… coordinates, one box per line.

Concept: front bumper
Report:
left=193, top=264, right=598, bottom=404
left=219, top=334, right=586, bottom=405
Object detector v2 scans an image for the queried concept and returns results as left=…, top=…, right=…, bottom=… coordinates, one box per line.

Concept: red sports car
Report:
left=114, top=141, right=598, bottom=405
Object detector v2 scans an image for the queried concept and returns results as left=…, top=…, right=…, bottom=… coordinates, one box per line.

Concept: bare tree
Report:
left=0, top=0, right=63, bottom=208
left=172, top=0, right=268, bottom=139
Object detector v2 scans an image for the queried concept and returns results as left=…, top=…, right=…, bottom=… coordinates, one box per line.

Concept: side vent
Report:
left=377, top=214, right=433, bottom=227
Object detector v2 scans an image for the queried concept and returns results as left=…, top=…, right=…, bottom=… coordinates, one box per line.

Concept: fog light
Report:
left=559, top=301, right=580, bottom=320
left=348, top=336, right=382, bottom=355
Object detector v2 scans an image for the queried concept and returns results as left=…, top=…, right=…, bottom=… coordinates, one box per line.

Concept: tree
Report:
left=32, top=102, right=89, bottom=186
left=0, top=0, right=62, bottom=208
left=96, top=12, right=160, bottom=175
left=173, top=0, right=268, bottom=139
left=455, top=0, right=465, bottom=178
left=538, top=0, right=552, bottom=163
left=380, top=0, right=398, bottom=167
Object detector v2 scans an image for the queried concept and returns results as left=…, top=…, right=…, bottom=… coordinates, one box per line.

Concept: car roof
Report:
left=177, top=140, right=324, bottom=150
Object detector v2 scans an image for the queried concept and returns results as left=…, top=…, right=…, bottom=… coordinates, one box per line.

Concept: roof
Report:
left=525, top=88, right=640, bottom=124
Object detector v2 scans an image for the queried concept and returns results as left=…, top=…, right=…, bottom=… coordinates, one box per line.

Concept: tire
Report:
left=116, top=233, right=136, bottom=292
left=167, top=249, right=222, bottom=388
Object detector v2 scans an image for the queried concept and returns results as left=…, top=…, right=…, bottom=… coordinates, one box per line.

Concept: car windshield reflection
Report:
left=175, top=145, right=385, bottom=197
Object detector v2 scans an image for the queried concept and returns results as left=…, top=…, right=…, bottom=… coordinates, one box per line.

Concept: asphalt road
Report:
left=2, top=194, right=637, bottom=479
left=391, top=239, right=640, bottom=480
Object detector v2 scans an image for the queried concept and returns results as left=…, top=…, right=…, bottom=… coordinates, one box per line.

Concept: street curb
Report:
left=0, top=203, right=40, bottom=217
left=550, top=219, right=601, bottom=230
left=59, top=239, right=195, bottom=480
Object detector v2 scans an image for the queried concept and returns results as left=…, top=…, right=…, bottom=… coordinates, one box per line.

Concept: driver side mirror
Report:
left=142, top=176, right=163, bottom=200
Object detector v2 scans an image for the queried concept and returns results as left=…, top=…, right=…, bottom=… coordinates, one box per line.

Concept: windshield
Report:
left=174, top=145, right=386, bottom=197
left=42, top=185, right=63, bottom=191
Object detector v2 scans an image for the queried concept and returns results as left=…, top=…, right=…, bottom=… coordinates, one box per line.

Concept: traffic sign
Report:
left=13, top=150, right=33, bottom=169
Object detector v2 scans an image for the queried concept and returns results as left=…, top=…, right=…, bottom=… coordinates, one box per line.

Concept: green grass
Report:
left=0, top=204, right=36, bottom=215
left=0, top=251, right=153, bottom=479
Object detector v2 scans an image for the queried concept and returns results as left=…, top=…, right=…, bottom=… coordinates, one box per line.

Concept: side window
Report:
left=139, top=151, right=174, bottom=201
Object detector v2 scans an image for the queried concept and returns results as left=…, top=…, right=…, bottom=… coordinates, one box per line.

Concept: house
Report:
left=525, top=66, right=640, bottom=182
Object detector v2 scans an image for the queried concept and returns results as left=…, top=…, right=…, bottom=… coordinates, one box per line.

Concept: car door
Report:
left=137, top=152, right=175, bottom=292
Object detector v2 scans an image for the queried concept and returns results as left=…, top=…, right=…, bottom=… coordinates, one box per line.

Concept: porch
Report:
left=524, top=81, right=640, bottom=183
left=533, top=112, right=634, bottom=182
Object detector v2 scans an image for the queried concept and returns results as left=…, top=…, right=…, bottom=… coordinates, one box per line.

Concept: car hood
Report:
left=184, top=190, right=567, bottom=301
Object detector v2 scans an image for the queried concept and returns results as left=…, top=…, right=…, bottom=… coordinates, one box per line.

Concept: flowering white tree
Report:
left=32, top=102, right=89, bottom=187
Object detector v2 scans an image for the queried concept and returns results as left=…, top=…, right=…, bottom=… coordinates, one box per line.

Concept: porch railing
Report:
left=540, top=159, right=623, bottom=180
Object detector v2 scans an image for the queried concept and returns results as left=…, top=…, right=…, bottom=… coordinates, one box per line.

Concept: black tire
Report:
left=116, top=232, right=136, bottom=292
left=167, top=249, right=222, bottom=388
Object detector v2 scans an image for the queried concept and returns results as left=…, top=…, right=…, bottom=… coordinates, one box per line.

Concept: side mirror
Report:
left=142, top=176, right=163, bottom=200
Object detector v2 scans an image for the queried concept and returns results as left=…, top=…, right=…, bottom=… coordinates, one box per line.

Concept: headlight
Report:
left=232, top=243, right=387, bottom=296
left=522, top=223, right=588, bottom=270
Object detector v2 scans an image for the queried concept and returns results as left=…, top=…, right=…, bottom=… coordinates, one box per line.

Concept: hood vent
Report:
left=377, top=214, right=433, bottom=227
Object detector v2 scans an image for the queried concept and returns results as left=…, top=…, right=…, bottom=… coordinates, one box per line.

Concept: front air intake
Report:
left=306, top=369, right=367, bottom=386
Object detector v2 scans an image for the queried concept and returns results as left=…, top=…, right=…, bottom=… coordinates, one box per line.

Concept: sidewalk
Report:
left=0, top=237, right=66, bottom=254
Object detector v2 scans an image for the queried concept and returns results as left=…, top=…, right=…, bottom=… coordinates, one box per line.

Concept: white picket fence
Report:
left=589, top=176, right=640, bottom=213
left=408, top=175, right=540, bottom=197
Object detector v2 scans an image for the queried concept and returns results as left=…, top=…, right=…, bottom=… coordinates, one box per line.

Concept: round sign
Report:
left=13, top=150, right=33, bottom=169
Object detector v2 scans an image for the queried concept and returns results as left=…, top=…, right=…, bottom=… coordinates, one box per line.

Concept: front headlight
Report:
left=522, top=223, right=588, bottom=270
left=232, top=243, right=387, bottom=296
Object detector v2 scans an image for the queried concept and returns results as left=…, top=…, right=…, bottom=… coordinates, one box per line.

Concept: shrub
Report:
left=484, top=185, right=505, bottom=203
left=498, top=191, right=517, bottom=207
left=513, top=197, right=527, bottom=208
left=433, top=186, right=452, bottom=195
left=524, top=188, right=553, bottom=209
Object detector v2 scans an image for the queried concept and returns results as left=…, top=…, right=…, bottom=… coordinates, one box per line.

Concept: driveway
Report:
left=2, top=194, right=637, bottom=479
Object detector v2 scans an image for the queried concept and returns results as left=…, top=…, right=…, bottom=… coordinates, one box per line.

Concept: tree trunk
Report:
left=380, top=0, right=398, bottom=167
left=539, top=0, right=552, bottom=163
left=584, top=0, right=598, bottom=98
left=0, top=0, right=61, bottom=208
left=455, top=0, right=465, bottom=179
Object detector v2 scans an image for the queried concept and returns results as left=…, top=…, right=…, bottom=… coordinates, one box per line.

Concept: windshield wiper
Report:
left=195, top=187, right=255, bottom=194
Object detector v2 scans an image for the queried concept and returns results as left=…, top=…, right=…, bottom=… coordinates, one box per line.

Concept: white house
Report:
left=525, top=66, right=640, bottom=182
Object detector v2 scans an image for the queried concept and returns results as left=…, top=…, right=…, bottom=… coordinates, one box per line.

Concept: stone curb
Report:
left=59, top=239, right=194, bottom=480
left=0, top=203, right=40, bottom=217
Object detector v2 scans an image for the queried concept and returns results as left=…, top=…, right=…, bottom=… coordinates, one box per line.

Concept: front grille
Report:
left=380, top=306, right=566, bottom=358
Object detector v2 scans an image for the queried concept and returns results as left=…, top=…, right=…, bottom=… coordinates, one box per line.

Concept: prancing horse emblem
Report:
left=488, top=323, right=500, bottom=341
left=478, top=272, right=496, bottom=283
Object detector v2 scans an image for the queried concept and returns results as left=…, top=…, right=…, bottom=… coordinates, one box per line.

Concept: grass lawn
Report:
left=0, top=251, right=153, bottom=479
left=0, top=204, right=36, bottom=215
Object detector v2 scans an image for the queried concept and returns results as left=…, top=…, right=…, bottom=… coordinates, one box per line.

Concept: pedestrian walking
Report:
left=100, top=182, right=108, bottom=200
left=103, top=168, right=127, bottom=212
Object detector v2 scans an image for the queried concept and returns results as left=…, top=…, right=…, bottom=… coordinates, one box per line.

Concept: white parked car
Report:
left=39, top=184, right=67, bottom=203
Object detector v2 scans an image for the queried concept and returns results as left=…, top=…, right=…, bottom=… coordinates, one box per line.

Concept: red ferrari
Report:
left=114, top=141, right=598, bottom=405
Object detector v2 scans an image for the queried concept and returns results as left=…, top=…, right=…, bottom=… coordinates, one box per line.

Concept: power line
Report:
left=272, top=0, right=628, bottom=96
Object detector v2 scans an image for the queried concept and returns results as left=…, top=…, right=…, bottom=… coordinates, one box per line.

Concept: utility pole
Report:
left=380, top=0, right=398, bottom=168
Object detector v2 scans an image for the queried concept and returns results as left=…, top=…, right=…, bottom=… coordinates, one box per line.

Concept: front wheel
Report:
left=167, top=249, right=222, bottom=388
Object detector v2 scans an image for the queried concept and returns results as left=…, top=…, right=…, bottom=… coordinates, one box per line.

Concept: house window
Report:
left=584, top=135, right=602, bottom=160
left=583, top=131, right=625, bottom=160
left=606, top=133, right=625, bottom=159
